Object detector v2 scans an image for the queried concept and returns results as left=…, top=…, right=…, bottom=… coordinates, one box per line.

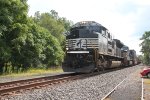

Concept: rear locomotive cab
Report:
left=129, top=50, right=137, bottom=65
left=121, top=46, right=132, bottom=66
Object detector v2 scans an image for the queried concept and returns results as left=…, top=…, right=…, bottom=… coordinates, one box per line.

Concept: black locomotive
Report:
left=62, top=21, right=137, bottom=73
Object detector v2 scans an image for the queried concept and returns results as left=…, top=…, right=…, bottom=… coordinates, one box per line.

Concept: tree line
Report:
left=0, top=0, right=72, bottom=74
left=140, top=31, right=150, bottom=65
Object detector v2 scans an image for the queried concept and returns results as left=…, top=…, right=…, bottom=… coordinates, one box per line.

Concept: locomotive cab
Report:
left=63, top=21, right=102, bottom=73
left=66, top=22, right=101, bottom=39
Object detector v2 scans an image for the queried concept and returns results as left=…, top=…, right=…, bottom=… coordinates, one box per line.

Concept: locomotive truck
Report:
left=62, top=21, right=137, bottom=73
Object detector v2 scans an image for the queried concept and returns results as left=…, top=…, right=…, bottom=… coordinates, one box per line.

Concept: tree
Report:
left=0, top=0, right=65, bottom=74
left=50, top=10, right=58, bottom=20
left=32, top=10, right=73, bottom=46
left=140, top=31, right=150, bottom=65
left=33, top=12, right=64, bottom=44
left=0, top=0, right=28, bottom=73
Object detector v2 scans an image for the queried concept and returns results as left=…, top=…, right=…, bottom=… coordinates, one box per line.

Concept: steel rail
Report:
left=0, top=67, right=129, bottom=98
left=0, top=73, right=78, bottom=96
left=0, top=73, right=75, bottom=86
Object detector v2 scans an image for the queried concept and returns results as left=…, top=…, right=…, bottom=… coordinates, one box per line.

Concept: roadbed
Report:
left=0, top=72, right=74, bottom=83
left=106, top=67, right=142, bottom=100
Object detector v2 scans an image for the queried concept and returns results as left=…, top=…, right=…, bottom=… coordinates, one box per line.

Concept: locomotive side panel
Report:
left=98, top=33, right=108, bottom=55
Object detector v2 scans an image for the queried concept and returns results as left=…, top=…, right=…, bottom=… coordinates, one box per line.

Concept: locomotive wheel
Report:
left=107, top=60, right=112, bottom=68
left=96, top=59, right=104, bottom=72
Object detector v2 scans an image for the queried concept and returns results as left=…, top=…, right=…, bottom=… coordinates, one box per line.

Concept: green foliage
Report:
left=0, top=0, right=29, bottom=73
left=137, top=55, right=143, bottom=61
left=32, top=10, right=73, bottom=45
left=10, top=18, right=64, bottom=69
left=0, top=0, right=67, bottom=74
left=140, top=31, right=150, bottom=65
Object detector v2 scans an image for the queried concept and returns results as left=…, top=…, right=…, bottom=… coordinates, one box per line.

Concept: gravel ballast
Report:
left=107, top=68, right=142, bottom=100
left=2, top=65, right=143, bottom=100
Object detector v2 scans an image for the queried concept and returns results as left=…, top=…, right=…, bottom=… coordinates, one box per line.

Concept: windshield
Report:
left=121, top=46, right=129, bottom=51
left=67, top=26, right=99, bottom=39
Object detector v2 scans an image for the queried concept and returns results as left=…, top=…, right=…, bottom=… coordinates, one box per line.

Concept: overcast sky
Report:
left=27, top=0, right=150, bottom=55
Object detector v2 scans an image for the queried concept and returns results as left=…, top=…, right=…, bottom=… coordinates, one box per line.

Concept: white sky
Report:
left=27, top=0, right=150, bottom=55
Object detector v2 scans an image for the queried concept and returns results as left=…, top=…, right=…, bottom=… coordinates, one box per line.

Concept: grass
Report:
left=144, top=78, right=150, bottom=84
left=0, top=67, right=63, bottom=77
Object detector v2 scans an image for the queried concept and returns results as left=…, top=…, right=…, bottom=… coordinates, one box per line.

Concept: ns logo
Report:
left=75, top=39, right=87, bottom=49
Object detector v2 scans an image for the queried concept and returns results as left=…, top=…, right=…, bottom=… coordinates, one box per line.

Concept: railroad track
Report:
left=0, top=67, right=127, bottom=98
left=0, top=73, right=81, bottom=97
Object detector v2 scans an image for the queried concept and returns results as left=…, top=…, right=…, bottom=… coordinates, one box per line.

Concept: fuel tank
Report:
left=111, top=61, right=121, bottom=68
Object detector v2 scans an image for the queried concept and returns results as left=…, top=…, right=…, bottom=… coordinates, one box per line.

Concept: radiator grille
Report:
left=66, top=38, right=99, bottom=49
